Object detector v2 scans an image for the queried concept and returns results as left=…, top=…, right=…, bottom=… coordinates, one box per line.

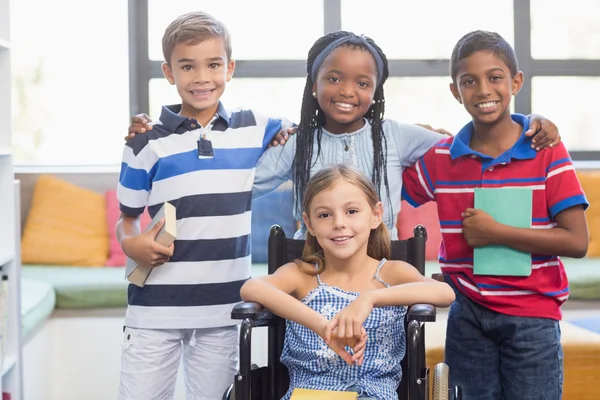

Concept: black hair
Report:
left=450, top=30, right=518, bottom=82
left=293, top=31, right=391, bottom=218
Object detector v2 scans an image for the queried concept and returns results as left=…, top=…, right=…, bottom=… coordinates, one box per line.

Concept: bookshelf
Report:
left=0, top=0, right=24, bottom=398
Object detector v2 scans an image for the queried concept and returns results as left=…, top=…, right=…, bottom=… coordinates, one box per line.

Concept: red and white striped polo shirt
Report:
left=402, top=114, right=589, bottom=320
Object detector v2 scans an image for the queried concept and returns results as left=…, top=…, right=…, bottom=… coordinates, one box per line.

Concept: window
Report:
left=129, top=0, right=600, bottom=165
left=150, top=77, right=306, bottom=123
left=148, top=0, right=324, bottom=61
left=10, top=0, right=129, bottom=165
left=531, top=0, right=600, bottom=59
left=341, top=0, right=514, bottom=59
left=384, top=77, right=468, bottom=133
left=532, top=77, right=600, bottom=150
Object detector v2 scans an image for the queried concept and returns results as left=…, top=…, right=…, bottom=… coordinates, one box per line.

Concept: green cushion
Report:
left=20, top=257, right=600, bottom=313
left=21, top=264, right=273, bottom=309
left=21, top=278, right=55, bottom=337
left=21, top=266, right=128, bottom=309
left=562, top=258, right=600, bottom=300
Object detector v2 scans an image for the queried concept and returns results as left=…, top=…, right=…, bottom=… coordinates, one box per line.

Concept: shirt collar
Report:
left=158, top=102, right=230, bottom=133
left=449, top=113, right=536, bottom=161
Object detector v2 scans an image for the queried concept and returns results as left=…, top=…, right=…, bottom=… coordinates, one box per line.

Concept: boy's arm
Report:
left=117, top=143, right=173, bottom=266
left=401, top=147, right=438, bottom=208
left=253, top=134, right=295, bottom=199
left=463, top=143, right=589, bottom=258
left=470, top=206, right=588, bottom=258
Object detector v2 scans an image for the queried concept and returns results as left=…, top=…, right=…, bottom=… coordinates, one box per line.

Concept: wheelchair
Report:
left=224, top=224, right=461, bottom=400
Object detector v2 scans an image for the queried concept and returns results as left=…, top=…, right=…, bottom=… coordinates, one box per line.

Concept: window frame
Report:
left=130, top=0, right=600, bottom=162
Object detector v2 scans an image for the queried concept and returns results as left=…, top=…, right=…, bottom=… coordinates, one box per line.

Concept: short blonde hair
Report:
left=162, top=11, right=232, bottom=64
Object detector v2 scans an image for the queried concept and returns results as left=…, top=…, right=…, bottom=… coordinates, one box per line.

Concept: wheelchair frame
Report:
left=226, top=224, right=460, bottom=400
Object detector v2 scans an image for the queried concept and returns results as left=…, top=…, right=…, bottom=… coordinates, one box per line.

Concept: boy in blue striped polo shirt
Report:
left=116, top=11, right=291, bottom=400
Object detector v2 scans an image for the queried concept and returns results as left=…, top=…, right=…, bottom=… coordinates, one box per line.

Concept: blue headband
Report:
left=310, top=34, right=384, bottom=84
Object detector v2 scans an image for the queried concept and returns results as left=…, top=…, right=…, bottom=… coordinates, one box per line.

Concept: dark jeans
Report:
left=444, top=280, right=563, bottom=400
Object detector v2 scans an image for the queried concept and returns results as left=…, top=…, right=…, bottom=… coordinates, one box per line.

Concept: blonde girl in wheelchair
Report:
left=240, top=164, right=455, bottom=400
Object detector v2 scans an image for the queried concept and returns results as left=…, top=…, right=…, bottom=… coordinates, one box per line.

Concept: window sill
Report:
left=14, top=164, right=121, bottom=174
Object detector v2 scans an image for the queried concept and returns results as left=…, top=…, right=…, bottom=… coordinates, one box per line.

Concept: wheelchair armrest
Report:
left=408, top=303, right=436, bottom=322
left=231, top=301, right=274, bottom=321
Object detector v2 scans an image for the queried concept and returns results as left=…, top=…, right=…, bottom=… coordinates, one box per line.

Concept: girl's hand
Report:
left=125, top=114, right=153, bottom=141
left=323, top=294, right=374, bottom=345
left=322, top=326, right=368, bottom=366
left=526, top=114, right=561, bottom=151
left=349, top=327, right=368, bottom=366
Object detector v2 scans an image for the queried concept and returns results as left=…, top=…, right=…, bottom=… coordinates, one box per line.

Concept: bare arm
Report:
left=117, top=212, right=173, bottom=268
left=116, top=213, right=141, bottom=244
left=325, top=261, right=455, bottom=340
left=240, top=263, right=327, bottom=333
left=369, top=261, right=455, bottom=308
left=462, top=205, right=588, bottom=258
left=492, top=206, right=587, bottom=258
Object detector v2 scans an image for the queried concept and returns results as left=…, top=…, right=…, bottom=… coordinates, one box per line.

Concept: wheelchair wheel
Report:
left=432, top=363, right=449, bottom=400
left=223, top=383, right=234, bottom=400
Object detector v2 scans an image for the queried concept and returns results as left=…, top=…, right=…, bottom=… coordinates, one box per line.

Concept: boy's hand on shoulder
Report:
left=415, top=123, right=453, bottom=136
left=461, top=208, right=500, bottom=247
left=125, top=113, right=153, bottom=141
left=526, top=114, right=561, bottom=151
left=121, top=219, right=174, bottom=267
left=269, top=126, right=296, bottom=147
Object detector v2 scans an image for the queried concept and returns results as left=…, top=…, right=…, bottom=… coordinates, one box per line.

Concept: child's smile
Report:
left=313, top=46, right=378, bottom=134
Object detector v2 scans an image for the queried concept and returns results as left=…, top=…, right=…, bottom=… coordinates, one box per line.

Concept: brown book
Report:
left=125, top=202, right=177, bottom=287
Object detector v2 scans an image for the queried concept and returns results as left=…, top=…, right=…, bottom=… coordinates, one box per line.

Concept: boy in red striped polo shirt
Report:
left=402, top=30, right=589, bottom=400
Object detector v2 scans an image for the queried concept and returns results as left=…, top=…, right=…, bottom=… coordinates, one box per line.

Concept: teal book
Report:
left=473, top=188, right=533, bottom=277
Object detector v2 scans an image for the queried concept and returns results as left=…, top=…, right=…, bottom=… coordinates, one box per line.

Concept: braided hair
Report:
left=293, top=31, right=391, bottom=218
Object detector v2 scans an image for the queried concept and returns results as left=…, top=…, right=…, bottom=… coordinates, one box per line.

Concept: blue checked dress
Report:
left=280, top=259, right=408, bottom=400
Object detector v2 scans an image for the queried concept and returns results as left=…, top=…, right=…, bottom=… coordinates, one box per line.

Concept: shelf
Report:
left=1, top=354, right=16, bottom=378
left=0, top=147, right=12, bottom=157
left=0, top=253, right=13, bottom=267
left=0, top=38, right=9, bottom=51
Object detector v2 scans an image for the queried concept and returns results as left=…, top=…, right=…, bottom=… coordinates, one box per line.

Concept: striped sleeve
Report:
left=401, top=147, right=437, bottom=207
left=545, top=142, right=589, bottom=218
left=253, top=110, right=292, bottom=152
left=117, top=143, right=151, bottom=216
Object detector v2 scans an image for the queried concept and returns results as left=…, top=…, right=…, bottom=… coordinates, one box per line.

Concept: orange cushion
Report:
left=576, top=171, right=600, bottom=257
left=21, top=175, right=109, bottom=266
left=397, top=200, right=442, bottom=261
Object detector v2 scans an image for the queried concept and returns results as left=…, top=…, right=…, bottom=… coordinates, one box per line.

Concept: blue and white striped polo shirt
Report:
left=118, top=103, right=285, bottom=329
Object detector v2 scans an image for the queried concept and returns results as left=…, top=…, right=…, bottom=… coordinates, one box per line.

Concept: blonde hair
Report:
left=162, top=11, right=232, bottom=65
left=296, top=164, right=391, bottom=275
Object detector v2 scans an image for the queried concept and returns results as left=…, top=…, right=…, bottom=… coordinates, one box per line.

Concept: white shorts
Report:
left=118, top=326, right=238, bottom=400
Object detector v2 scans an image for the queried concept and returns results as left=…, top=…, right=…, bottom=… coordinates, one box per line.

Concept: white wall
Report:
left=23, top=312, right=268, bottom=400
